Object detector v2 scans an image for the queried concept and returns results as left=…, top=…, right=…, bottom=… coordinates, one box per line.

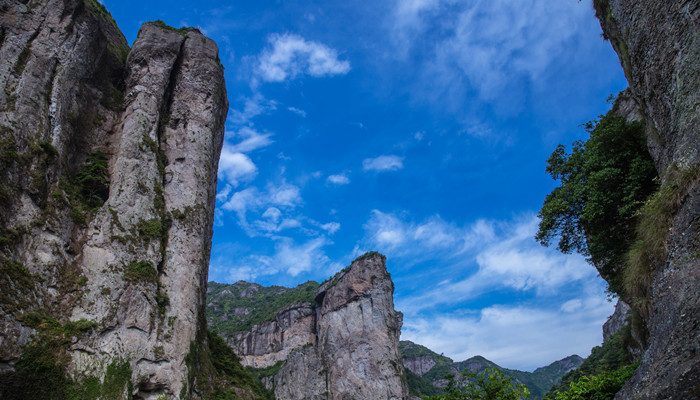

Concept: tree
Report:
left=536, top=98, right=657, bottom=296
left=424, top=368, right=530, bottom=400
left=553, top=364, right=637, bottom=400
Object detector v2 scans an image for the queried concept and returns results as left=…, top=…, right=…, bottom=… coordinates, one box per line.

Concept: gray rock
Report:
left=596, top=2, right=700, bottom=398
left=223, top=253, right=409, bottom=399
left=403, top=356, right=437, bottom=376
left=0, top=1, right=226, bottom=398
left=602, top=299, right=630, bottom=343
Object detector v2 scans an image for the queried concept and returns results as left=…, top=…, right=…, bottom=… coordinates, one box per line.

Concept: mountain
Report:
left=0, top=1, right=261, bottom=398
left=593, top=2, right=700, bottom=397
left=207, top=252, right=409, bottom=400
left=400, top=340, right=583, bottom=399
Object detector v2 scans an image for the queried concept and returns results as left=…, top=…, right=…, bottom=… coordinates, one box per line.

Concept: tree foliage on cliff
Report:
left=536, top=96, right=657, bottom=295
left=543, top=328, right=634, bottom=400
left=424, top=368, right=530, bottom=400
left=550, top=364, right=637, bottom=400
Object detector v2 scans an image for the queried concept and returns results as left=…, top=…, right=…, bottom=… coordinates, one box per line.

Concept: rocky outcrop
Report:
left=403, top=355, right=436, bottom=376
left=595, top=1, right=700, bottom=398
left=0, top=1, right=227, bottom=399
left=602, top=299, right=630, bottom=343
left=213, top=252, right=409, bottom=400
left=230, top=302, right=316, bottom=368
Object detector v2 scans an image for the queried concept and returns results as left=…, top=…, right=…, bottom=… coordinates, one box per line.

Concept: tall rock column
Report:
left=595, top=1, right=700, bottom=398
left=0, top=1, right=226, bottom=399
left=274, top=252, right=409, bottom=400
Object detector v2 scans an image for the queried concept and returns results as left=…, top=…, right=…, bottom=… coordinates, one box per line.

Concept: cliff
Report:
left=207, top=252, right=409, bottom=400
left=0, top=1, right=233, bottom=398
left=399, top=340, right=583, bottom=400
left=594, top=1, right=700, bottom=398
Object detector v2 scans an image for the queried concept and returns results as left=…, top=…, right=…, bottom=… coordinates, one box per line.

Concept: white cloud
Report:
left=390, top=0, right=593, bottom=105
left=362, top=155, right=405, bottom=172
left=228, top=127, right=274, bottom=153
left=327, top=173, right=350, bottom=185
left=218, top=145, right=257, bottom=186
left=320, top=222, right=341, bottom=234
left=217, top=126, right=274, bottom=189
left=401, top=296, right=614, bottom=371
left=216, top=184, right=233, bottom=202
left=288, top=106, right=307, bottom=117
left=363, top=212, right=597, bottom=312
left=363, top=210, right=492, bottom=259
left=229, top=92, right=277, bottom=125
left=220, top=183, right=304, bottom=236
left=251, top=237, right=339, bottom=276
left=257, top=33, right=351, bottom=82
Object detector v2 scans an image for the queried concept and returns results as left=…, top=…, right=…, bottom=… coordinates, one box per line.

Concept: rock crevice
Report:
left=0, top=2, right=226, bottom=398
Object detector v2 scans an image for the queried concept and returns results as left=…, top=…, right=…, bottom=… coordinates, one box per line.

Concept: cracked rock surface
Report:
left=0, top=1, right=226, bottom=398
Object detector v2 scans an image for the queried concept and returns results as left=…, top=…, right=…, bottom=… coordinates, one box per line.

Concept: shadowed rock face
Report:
left=595, top=1, right=700, bottom=398
left=220, top=253, right=409, bottom=400
left=0, top=1, right=227, bottom=398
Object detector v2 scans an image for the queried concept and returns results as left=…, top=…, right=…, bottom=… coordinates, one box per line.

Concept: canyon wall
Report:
left=0, top=1, right=228, bottom=398
left=595, top=1, right=700, bottom=398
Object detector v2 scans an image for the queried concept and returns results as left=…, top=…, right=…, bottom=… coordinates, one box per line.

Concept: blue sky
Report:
left=103, top=0, right=628, bottom=371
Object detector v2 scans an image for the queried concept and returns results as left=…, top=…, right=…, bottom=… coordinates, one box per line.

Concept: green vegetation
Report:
left=551, top=364, right=637, bottom=400
left=407, top=369, right=444, bottom=397
left=0, top=258, right=40, bottom=318
left=152, top=20, right=190, bottom=36
left=13, top=45, right=31, bottom=76
left=100, top=85, right=124, bottom=112
left=353, top=250, right=386, bottom=264
left=182, top=329, right=268, bottom=399
left=247, top=361, right=285, bottom=400
left=155, top=289, right=169, bottom=314
left=207, top=280, right=320, bottom=334
left=124, top=260, right=157, bottom=282
left=0, top=133, right=18, bottom=208
left=544, top=329, right=634, bottom=400
left=0, top=315, right=132, bottom=400
left=400, top=341, right=582, bottom=399
left=137, top=218, right=163, bottom=240
left=28, top=141, right=58, bottom=202
left=536, top=95, right=658, bottom=296
left=59, top=150, right=110, bottom=224
left=623, top=165, right=699, bottom=317
left=424, top=368, right=530, bottom=400
left=401, top=341, right=456, bottom=389
left=75, top=150, right=110, bottom=209
left=67, top=359, right=133, bottom=400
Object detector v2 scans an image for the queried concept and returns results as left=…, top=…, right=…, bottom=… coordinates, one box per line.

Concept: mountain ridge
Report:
left=399, top=339, right=583, bottom=399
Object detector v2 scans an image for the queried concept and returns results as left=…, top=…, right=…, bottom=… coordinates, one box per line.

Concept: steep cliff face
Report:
left=0, top=1, right=227, bottom=399
left=209, top=252, right=409, bottom=400
left=595, top=1, right=700, bottom=398
left=232, top=302, right=316, bottom=368
left=602, top=299, right=630, bottom=343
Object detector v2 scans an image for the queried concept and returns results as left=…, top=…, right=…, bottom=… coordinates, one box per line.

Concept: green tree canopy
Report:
left=536, top=98, right=657, bottom=295
left=424, top=368, right=530, bottom=400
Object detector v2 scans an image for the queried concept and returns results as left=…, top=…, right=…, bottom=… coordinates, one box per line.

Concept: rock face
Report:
left=213, top=252, right=409, bottom=400
left=602, top=299, right=630, bottom=343
left=231, top=302, right=316, bottom=368
left=595, top=1, right=700, bottom=398
left=403, top=355, right=436, bottom=377
left=0, top=1, right=227, bottom=399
